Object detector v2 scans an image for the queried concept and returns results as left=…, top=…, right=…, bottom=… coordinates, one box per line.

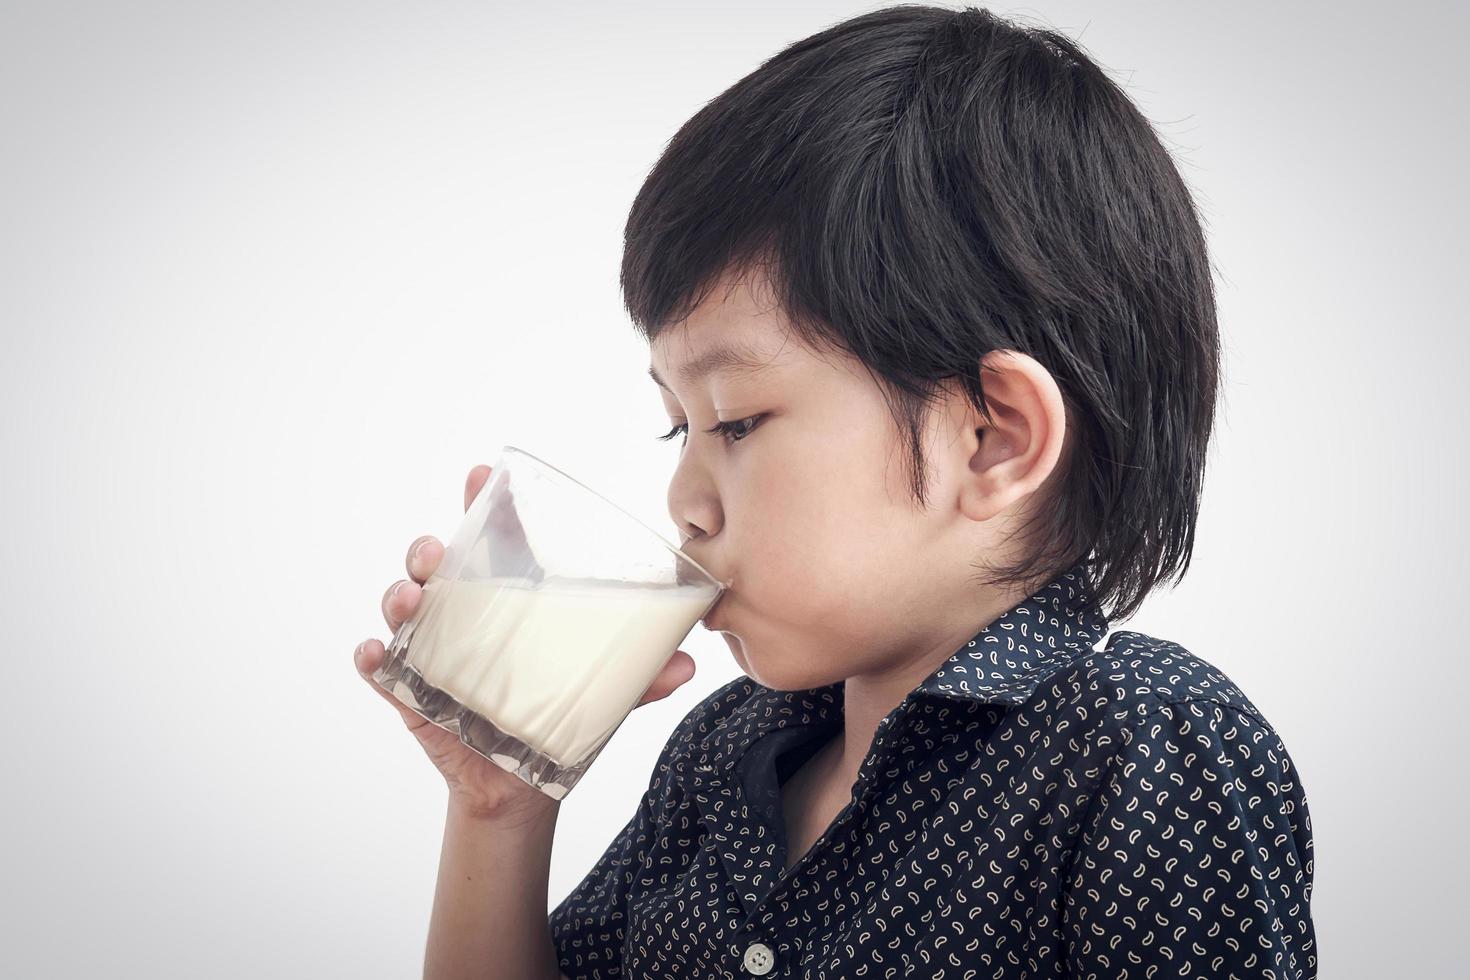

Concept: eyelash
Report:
left=656, top=414, right=765, bottom=446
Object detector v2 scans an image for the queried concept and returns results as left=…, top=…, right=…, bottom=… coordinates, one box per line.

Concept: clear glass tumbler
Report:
left=373, top=446, right=727, bottom=800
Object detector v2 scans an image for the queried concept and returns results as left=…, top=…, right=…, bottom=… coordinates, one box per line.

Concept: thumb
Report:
left=639, top=649, right=697, bottom=705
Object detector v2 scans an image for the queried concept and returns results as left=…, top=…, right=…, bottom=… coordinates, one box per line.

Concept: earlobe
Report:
left=957, top=478, right=1006, bottom=523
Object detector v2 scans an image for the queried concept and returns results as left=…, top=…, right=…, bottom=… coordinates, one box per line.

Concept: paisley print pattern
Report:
left=548, top=562, right=1316, bottom=978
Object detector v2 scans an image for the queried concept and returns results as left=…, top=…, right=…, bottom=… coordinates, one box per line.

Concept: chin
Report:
left=723, top=634, right=761, bottom=681
left=724, top=637, right=824, bottom=693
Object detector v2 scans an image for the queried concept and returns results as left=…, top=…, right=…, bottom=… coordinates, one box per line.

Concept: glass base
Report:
left=372, top=637, right=591, bottom=800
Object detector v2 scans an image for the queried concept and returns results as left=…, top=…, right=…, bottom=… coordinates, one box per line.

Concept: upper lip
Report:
left=682, top=548, right=726, bottom=585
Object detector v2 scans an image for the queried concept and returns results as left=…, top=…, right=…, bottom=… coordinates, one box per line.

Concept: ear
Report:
left=956, top=349, right=1069, bottom=523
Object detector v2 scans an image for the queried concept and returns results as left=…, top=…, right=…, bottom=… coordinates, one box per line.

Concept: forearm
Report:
left=423, top=795, right=566, bottom=980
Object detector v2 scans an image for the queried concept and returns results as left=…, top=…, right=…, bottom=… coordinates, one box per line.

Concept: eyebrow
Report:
left=647, top=341, right=780, bottom=392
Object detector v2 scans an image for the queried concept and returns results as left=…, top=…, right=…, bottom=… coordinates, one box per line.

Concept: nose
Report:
left=667, top=469, right=721, bottom=549
left=677, top=521, right=704, bottom=545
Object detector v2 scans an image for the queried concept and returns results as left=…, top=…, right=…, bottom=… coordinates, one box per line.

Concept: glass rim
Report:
left=498, top=445, right=731, bottom=591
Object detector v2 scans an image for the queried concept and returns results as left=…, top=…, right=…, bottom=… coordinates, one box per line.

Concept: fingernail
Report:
left=412, top=539, right=429, bottom=560
left=389, top=581, right=406, bottom=601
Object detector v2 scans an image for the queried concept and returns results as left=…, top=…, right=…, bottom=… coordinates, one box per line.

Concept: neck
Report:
left=827, top=580, right=1038, bottom=786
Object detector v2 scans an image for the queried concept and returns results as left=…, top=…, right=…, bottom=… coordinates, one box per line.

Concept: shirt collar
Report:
left=911, top=559, right=1109, bottom=704
left=683, top=560, right=1110, bottom=779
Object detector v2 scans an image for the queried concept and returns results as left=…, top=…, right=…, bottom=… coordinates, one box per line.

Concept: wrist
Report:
left=449, top=787, right=561, bottom=828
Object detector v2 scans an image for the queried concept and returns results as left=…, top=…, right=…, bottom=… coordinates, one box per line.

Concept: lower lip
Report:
left=701, top=593, right=729, bottom=626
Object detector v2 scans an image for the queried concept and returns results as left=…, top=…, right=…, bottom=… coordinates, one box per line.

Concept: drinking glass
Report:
left=373, top=446, right=728, bottom=799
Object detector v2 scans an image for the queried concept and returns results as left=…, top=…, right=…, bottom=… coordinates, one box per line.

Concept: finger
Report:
left=382, top=579, right=423, bottom=632
left=637, top=650, right=696, bottom=706
left=465, top=464, right=493, bottom=513
left=405, top=536, right=442, bottom=585
left=354, top=638, right=434, bottom=731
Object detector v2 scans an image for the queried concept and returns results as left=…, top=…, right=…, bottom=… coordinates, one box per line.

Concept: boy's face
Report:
left=650, top=268, right=1058, bottom=693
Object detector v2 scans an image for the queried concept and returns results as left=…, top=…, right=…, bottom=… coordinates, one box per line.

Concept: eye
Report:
left=655, top=414, right=765, bottom=447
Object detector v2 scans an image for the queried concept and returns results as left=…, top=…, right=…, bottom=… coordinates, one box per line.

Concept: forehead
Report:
left=647, top=272, right=799, bottom=392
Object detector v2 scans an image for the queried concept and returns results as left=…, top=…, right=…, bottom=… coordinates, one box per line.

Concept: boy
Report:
left=362, top=5, right=1315, bottom=978
left=555, top=5, right=1315, bottom=976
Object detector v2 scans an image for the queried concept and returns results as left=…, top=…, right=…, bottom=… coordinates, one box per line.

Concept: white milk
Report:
left=403, top=574, right=719, bottom=768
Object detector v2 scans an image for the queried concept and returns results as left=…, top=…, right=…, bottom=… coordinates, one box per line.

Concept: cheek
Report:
left=721, top=416, right=924, bottom=666
left=737, top=538, right=905, bottom=650
left=736, top=460, right=912, bottom=611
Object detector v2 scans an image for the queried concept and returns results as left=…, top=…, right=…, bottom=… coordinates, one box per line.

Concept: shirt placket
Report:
left=743, top=703, right=924, bottom=913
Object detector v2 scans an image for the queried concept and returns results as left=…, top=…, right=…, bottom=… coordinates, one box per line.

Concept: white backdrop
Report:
left=2, top=1, right=1463, bottom=976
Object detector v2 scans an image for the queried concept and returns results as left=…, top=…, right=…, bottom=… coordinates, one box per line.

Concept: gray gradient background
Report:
left=1, top=1, right=1462, bottom=976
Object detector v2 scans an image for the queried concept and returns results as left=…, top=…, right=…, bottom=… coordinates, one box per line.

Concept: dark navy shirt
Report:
left=548, top=562, right=1316, bottom=978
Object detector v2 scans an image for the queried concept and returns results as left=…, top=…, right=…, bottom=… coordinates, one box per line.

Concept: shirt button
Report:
left=742, top=940, right=776, bottom=975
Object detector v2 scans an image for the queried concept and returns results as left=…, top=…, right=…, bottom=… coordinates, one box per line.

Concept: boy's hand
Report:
left=353, top=464, right=698, bottom=819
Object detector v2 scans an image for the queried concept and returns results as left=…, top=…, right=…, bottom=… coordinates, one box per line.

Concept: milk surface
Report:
left=404, top=574, right=719, bottom=767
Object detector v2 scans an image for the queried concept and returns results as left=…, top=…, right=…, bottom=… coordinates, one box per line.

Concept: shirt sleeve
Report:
left=1062, top=698, right=1317, bottom=978
left=546, top=696, right=705, bottom=980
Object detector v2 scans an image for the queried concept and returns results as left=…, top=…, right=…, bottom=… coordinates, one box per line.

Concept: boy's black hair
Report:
left=621, top=3, right=1219, bottom=622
